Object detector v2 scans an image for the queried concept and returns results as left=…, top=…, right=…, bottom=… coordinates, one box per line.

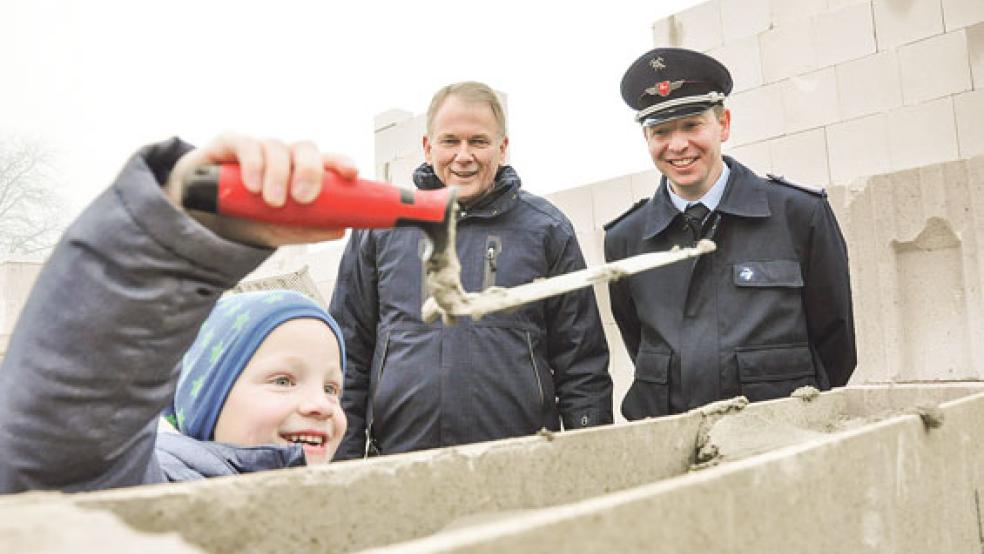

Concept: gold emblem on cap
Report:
left=649, top=57, right=666, bottom=71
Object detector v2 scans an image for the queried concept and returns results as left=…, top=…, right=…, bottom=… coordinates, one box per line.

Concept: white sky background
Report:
left=1, top=0, right=702, bottom=216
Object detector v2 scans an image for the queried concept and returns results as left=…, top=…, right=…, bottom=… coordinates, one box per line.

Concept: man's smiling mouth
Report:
left=667, top=157, right=698, bottom=168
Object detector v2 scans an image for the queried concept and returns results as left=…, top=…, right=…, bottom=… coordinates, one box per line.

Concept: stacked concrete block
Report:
left=374, top=111, right=426, bottom=189
left=5, top=385, right=983, bottom=552
left=844, top=156, right=984, bottom=382
left=647, top=0, right=984, bottom=190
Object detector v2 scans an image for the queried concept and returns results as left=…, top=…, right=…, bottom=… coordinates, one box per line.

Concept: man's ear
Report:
left=718, top=109, right=732, bottom=143
left=422, top=135, right=433, bottom=164
left=499, top=135, right=509, bottom=164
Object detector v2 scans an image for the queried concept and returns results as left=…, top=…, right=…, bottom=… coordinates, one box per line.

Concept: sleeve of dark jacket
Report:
left=603, top=232, right=642, bottom=363
left=803, top=199, right=856, bottom=387
left=0, top=138, right=271, bottom=493
left=545, top=230, right=613, bottom=429
left=328, top=230, right=379, bottom=460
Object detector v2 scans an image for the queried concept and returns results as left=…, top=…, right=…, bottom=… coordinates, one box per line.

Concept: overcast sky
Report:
left=1, top=0, right=702, bottom=214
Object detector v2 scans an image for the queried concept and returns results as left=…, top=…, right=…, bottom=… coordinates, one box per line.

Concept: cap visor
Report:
left=641, top=103, right=717, bottom=127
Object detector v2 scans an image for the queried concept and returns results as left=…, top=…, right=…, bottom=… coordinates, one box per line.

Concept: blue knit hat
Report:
left=164, top=290, right=345, bottom=441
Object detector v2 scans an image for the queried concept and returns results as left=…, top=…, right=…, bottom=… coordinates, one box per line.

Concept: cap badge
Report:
left=649, top=57, right=666, bottom=71
left=644, top=80, right=684, bottom=98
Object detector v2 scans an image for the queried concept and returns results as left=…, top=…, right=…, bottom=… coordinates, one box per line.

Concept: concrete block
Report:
left=872, top=0, right=945, bottom=51
left=826, top=113, right=893, bottom=184
left=781, top=67, right=841, bottom=134
left=366, top=387, right=984, bottom=553
left=707, top=35, right=763, bottom=93
left=814, top=1, right=877, bottom=68
left=827, top=0, right=872, bottom=9
left=374, top=117, right=419, bottom=165
left=720, top=0, right=771, bottom=41
left=374, top=109, right=412, bottom=132
left=888, top=96, right=959, bottom=171
left=61, top=406, right=708, bottom=553
left=969, top=22, right=984, bottom=89
left=575, top=229, right=604, bottom=267
left=723, top=140, right=773, bottom=177
left=770, top=0, right=828, bottom=27
left=651, top=1, right=723, bottom=51
left=629, top=169, right=661, bottom=202
left=835, top=50, right=904, bottom=120
left=590, top=176, right=635, bottom=230
left=898, top=30, right=973, bottom=105
left=759, top=17, right=817, bottom=83
left=383, top=154, right=423, bottom=190
left=546, top=185, right=594, bottom=231
left=726, top=83, right=786, bottom=147
left=943, top=0, right=984, bottom=30
left=767, top=128, right=831, bottom=187
left=955, top=89, right=984, bottom=158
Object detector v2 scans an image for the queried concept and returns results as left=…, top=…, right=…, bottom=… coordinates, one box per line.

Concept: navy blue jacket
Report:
left=605, top=157, right=855, bottom=419
left=330, top=164, right=612, bottom=459
left=0, top=139, right=304, bottom=493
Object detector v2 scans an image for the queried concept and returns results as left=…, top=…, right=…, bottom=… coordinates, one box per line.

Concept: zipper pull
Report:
left=486, top=246, right=497, bottom=272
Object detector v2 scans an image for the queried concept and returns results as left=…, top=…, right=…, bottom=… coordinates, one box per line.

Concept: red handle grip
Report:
left=182, top=164, right=453, bottom=229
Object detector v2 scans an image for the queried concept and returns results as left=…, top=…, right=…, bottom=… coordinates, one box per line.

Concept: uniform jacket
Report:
left=0, top=139, right=304, bottom=493
left=604, top=157, right=855, bottom=419
left=330, top=163, right=612, bottom=459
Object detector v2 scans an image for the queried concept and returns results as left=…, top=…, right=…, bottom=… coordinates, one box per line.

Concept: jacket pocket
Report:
left=482, top=235, right=502, bottom=290
left=736, top=343, right=817, bottom=402
left=621, top=349, right=671, bottom=420
left=733, top=260, right=803, bottom=288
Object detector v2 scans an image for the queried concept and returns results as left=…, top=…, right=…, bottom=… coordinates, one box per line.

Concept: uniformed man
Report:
left=604, top=47, right=856, bottom=419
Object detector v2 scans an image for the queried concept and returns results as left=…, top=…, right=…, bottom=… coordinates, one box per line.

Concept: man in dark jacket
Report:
left=330, top=81, right=612, bottom=458
left=605, top=48, right=856, bottom=420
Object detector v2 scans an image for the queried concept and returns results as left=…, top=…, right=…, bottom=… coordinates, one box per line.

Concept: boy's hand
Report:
left=165, top=134, right=356, bottom=248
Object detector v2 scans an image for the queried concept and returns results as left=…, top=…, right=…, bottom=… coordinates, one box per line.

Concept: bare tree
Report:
left=0, top=137, right=66, bottom=257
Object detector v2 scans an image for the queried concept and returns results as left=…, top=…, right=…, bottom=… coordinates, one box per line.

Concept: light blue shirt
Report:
left=667, top=161, right=731, bottom=213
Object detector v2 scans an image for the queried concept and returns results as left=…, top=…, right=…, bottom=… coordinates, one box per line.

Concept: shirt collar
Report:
left=666, top=161, right=730, bottom=212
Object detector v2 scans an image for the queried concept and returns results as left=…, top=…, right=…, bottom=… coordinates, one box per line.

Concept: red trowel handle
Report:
left=181, top=164, right=453, bottom=229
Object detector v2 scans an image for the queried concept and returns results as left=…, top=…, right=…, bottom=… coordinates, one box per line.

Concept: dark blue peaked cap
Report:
left=620, top=47, right=733, bottom=127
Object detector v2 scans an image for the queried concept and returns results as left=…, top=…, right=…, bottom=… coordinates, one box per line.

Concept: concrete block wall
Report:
left=650, top=0, right=984, bottom=188
left=4, top=384, right=983, bottom=552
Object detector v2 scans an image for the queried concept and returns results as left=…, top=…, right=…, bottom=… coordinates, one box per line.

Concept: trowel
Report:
left=181, top=164, right=715, bottom=324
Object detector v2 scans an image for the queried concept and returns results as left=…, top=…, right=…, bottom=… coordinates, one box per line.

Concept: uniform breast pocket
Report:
left=732, top=260, right=803, bottom=288
left=735, top=343, right=817, bottom=402
left=622, top=349, right=671, bottom=420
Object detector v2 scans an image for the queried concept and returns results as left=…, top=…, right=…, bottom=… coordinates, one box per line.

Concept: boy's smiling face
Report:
left=213, top=317, right=346, bottom=464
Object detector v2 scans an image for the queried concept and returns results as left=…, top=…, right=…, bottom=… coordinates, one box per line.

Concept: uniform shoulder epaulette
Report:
left=603, top=198, right=648, bottom=231
left=766, top=173, right=827, bottom=197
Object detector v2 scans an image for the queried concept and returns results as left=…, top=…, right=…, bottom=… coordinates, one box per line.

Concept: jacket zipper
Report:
left=525, top=331, right=545, bottom=408
left=482, top=236, right=502, bottom=290
left=370, top=332, right=392, bottom=412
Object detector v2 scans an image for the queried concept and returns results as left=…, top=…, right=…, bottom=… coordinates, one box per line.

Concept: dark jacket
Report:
left=604, top=157, right=855, bottom=420
left=0, top=139, right=304, bottom=493
left=330, top=164, right=612, bottom=459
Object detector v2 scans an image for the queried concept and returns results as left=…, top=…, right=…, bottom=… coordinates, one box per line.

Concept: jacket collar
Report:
left=642, top=156, right=770, bottom=239
left=413, top=163, right=522, bottom=219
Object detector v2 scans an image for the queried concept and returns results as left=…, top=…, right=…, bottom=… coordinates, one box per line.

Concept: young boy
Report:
left=0, top=134, right=352, bottom=493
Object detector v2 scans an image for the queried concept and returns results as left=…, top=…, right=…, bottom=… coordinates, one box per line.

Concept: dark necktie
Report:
left=684, top=202, right=710, bottom=242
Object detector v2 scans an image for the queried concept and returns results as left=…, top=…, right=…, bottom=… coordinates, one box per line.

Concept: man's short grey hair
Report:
left=426, top=81, right=507, bottom=138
